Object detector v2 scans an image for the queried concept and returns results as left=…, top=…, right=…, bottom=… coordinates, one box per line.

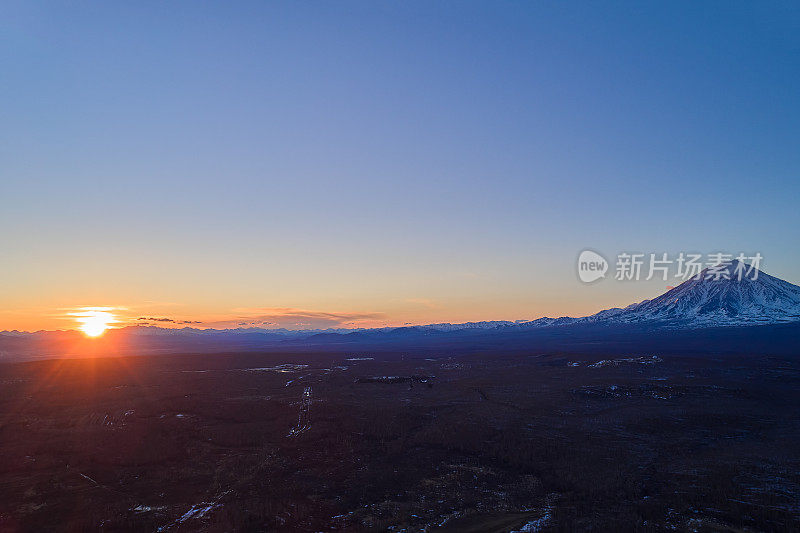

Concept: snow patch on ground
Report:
left=241, top=364, right=309, bottom=373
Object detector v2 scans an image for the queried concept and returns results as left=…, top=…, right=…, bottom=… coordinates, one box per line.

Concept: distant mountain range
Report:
left=2, top=261, right=799, bottom=360
left=350, top=260, right=800, bottom=332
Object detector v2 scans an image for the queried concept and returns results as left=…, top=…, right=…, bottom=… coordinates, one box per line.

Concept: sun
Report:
left=71, top=308, right=117, bottom=338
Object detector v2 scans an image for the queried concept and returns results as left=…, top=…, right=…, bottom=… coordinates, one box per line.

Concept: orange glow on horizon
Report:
left=1, top=298, right=613, bottom=334
left=69, top=307, right=118, bottom=338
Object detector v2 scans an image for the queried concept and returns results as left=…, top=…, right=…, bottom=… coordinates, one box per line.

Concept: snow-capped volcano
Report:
left=581, top=260, right=800, bottom=327
left=409, top=263, right=800, bottom=331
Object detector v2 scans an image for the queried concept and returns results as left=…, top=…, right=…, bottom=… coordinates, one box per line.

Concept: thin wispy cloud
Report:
left=405, top=298, right=441, bottom=309
left=206, top=307, right=387, bottom=329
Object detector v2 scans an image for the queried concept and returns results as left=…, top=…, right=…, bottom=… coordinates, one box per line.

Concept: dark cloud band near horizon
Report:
left=131, top=308, right=387, bottom=330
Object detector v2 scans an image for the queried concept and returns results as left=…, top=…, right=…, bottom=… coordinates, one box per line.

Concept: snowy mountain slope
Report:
left=591, top=261, right=800, bottom=326
left=517, top=260, right=800, bottom=329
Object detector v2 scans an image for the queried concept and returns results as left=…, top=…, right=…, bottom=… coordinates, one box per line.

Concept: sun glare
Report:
left=71, top=307, right=118, bottom=338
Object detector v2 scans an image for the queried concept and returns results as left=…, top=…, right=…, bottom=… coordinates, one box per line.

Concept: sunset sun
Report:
left=71, top=308, right=117, bottom=338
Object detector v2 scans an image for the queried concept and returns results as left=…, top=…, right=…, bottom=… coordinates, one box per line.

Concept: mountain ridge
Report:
left=3, top=261, right=800, bottom=341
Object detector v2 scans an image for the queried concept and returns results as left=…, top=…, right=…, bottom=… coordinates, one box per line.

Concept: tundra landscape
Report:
left=1, top=340, right=799, bottom=531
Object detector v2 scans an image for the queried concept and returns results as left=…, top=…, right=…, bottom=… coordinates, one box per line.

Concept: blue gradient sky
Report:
left=2, top=1, right=799, bottom=331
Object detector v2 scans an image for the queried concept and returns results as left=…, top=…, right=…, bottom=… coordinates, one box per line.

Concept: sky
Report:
left=2, top=1, right=799, bottom=332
